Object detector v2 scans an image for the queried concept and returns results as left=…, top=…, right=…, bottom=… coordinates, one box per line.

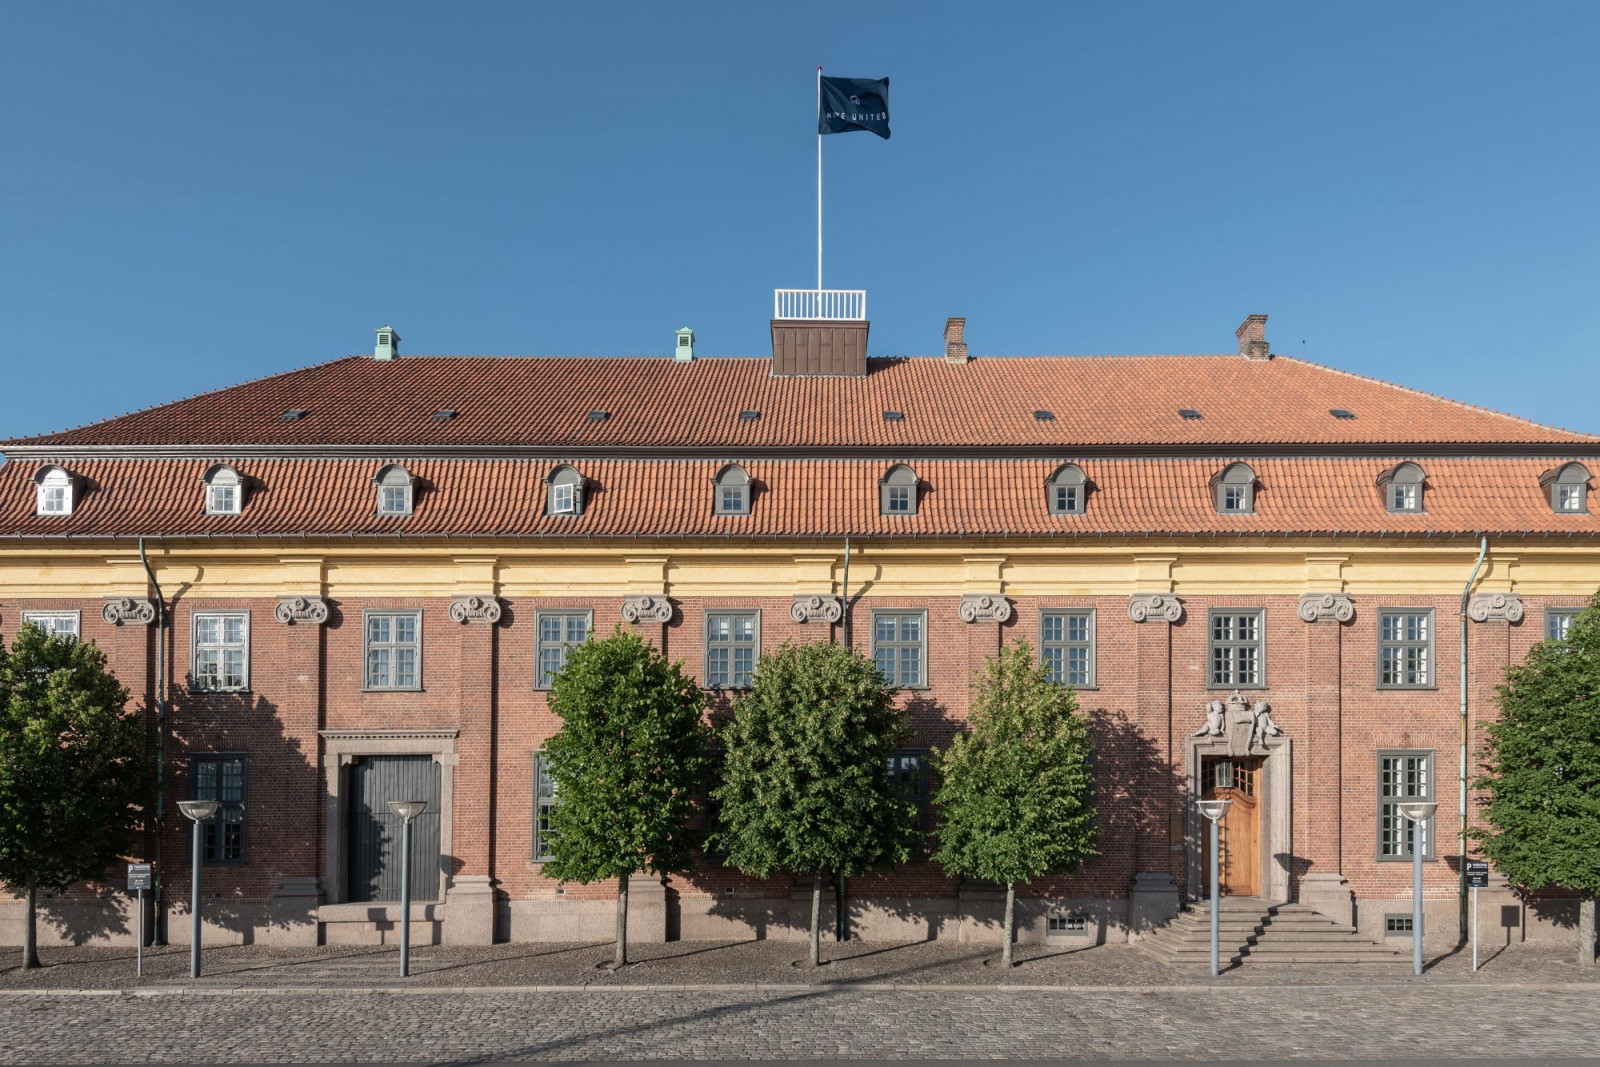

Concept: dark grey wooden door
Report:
left=346, top=755, right=441, bottom=902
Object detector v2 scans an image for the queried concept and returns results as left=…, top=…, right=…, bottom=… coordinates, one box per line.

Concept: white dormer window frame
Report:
left=1210, top=462, right=1256, bottom=515
left=545, top=465, right=586, bottom=517
left=203, top=465, right=244, bottom=516
left=1378, top=462, right=1427, bottom=515
left=1047, top=463, right=1088, bottom=516
left=374, top=464, right=416, bottom=517
left=712, top=464, right=751, bottom=517
left=1541, top=462, right=1591, bottom=515
left=34, top=466, right=74, bottom=516
left=879, top=464, right=920, bottom=517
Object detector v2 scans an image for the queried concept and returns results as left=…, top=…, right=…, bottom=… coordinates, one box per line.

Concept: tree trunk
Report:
left=1580, top=894, right=1597, bottom=968
left=23, top=878, right=40, bottom=970
left=1001, top=881, right=1016, bottom=969
left=615, top=875, right=630, bottom=968
left=809, top=873, right=823, bottom=967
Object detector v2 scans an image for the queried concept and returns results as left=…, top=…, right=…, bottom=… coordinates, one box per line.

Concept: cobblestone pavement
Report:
left=1, top=984, right=1598, bottom=1062
left=0, top=939, right=1589, bottom=991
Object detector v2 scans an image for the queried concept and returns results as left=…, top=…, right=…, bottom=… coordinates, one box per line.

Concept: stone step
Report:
left=1141, top=898, right=1406, bottom=968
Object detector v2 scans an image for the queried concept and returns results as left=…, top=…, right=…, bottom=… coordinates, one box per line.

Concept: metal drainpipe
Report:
left=836, top=536, right=851, bottom=942
left=138, top=538, right=169, bottom=944
left=1458, top=536, right=1488, bottom=942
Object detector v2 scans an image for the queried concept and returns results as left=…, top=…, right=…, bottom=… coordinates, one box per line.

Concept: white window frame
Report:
left=20, top=610, right=80, bottom=640
left=1208, top=609, right=1265, bottom=689
left=377, top=484, right=412, bottom=517
left=1378, top=609, right=1434, bottom=689
left=363, top=610, right=423, bottom=691
left=1556, top=484, right=1584, bottom=513
left=532, top=751, right=557, bottom=862
left=549, top=481, right=576, bottom=515
left=191, top=611, right=250, bottom=692
left=204, top=469, right=243, bottom=516
left=35, top=468, right=73, bottom=516
left=535, top=610, right=591, bottom=690
left=1377, top=749, right=1434, bottom=861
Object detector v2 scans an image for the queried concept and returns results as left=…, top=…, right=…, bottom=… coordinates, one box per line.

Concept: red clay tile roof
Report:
left=2, top=456, right=1595, bottom=539
left=6, top=354, right=1595, bottom=451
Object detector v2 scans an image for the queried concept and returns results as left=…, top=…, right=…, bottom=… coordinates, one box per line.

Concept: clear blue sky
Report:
left=2, top=2, right=1597, bottom=439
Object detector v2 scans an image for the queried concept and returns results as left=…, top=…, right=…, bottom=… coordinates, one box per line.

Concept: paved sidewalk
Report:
left=0, top=939, right=1588, bottom=992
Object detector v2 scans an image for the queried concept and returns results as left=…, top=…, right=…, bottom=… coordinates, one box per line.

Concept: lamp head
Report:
left=178, top=799, right=220, bottom=822
left=1397, top=801, right=1438, bottom=822
left=388, top=799, right=428, bottom=821
left=1196, top=798, right=1233, bottom=823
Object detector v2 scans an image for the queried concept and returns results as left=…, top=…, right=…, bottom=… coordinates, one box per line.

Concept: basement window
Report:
left=1384, top=915, right=1414, bottom=936
left=1047, top=911, right=1089, bottom=935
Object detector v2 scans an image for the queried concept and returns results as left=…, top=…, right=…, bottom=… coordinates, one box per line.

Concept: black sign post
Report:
left=127, top=863, right=153, bottom=977
left=1465, top=860, right=1490, bottom=971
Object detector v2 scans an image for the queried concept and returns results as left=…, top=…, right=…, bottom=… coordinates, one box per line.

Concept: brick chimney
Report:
left=944, top=317, right=969, bottom=363
left=1236, top=314, right=1270, bottom=361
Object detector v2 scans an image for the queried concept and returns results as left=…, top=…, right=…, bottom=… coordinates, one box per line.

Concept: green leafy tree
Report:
left=932, top=639, right=1098, bottom=967
left=1473, top=593, right=1600, bottom=966
left=713, top=641, right=915, bottom=966
left=543, top=626, right=710, bottom=967
left=0, top=623, right=150, bottom=969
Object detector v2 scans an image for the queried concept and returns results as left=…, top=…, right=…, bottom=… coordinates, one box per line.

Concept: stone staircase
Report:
left=1140, top=896, right=1408, bottom=967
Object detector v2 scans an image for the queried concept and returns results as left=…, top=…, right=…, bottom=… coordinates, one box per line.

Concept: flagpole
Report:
left=817, top=65, right=823, bottom=292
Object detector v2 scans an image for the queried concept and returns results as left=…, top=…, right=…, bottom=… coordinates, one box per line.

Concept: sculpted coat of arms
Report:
left=1192, top=690, right=1283, bottom=756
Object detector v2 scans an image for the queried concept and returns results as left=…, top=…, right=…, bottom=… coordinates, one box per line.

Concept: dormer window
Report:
left=1541, top=462, right=1591, bottom=514
left=1047, top=463, right=1087, bottom=516
left=1211, top=462, right=1256, bottom=514
left=546, top=464, right=585, bottom=516
left=33, top=465, right=76, bottom=517
left=374, top=464, right=415, bottom=517
left=1378, top=462, right=1427, bottom=514
left=202, top=465, right=244, bottom=516
left=880, top=464, right=919, bottom=516
left=712, top=464, right=750, bottom=516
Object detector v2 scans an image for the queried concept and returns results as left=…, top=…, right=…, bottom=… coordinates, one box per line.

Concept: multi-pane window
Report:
left=1555, top=484, right=1584, bottom=513
left=550, top=481, right=575, bottom=515
left=21, top=611, right=79, bottom=640
left=886, top=485, right=911, bottom=513
left=1213, top=463, right=1255, bottom=514
left=1389, top=483, right=1418, bottom=512
left=887, top=749, right=928, bottom=853
left=1221, top=484, right=1249, bottom=512
left=713, top=466, right=751, bottom=516
left=1382, top=463, right=1426, bottom=514
left=536, top=611, right=589, bottom=689
left=35, top=468, right=72, bottom=516
left=532, top=752, right=557, bottom=861
left=1378, top=750, right=1433, bottom=860
left=1546, top=610, right=1580, bottom=642
left=378, top=484, right=411, bottom=515
left=365, top=612, right=421, bottom=690
left=879, top=465, right=919, bottom=516
left=1209, top=611, right=1263, bottom=687
left=204, top=467, right=243, bottom=515
left=191, top=755, right=247, bottom=864
left=192, top=612, right=248, bottom=691
left=872, top=612, right=925, bottom=687
left=1047, top=464, right=1087, bottom=516
left=1041, top=610, right=1094, bottom=687
left=705, top=611, right=758, bottom=689
left=1379, top=610, right=1432, bottom=687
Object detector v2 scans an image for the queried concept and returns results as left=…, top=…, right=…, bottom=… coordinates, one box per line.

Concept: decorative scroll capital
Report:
left=790, top=594, right=843, bottom=624
left=274, top=595, right=330, bottom=626
left=958, top=594, right=1013, bottom=624
left=1297, top=592, right=1355, bottom=623
left=1129, top=593, right=1183, bottom=624
left=448, top=595, right=503, bottom=625
left=620, top=594, right=673, bottom=624
left=1468, top=592, right=1524, bottom=623
left=101, top=596, right=156, bottom=626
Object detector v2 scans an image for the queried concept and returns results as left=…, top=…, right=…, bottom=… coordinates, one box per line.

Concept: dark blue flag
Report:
left=818, top=75, right=890, bottom=139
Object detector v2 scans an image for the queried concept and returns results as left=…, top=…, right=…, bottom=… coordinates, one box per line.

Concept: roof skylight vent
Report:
left=281, top=409, right=308, bottom=422
left=432, top=409, right=457, bottom=421
left=586, top=410, right=610, bottom=423
left=883, top=410, right=905, bottom=422
left=1033, top=410, right=1056, bottom=422
left=1330, top=408, right=1356, bottom=420
left=1179, top=408, right=1204, bottom=421
left=738, top=409, right=761, bottom=422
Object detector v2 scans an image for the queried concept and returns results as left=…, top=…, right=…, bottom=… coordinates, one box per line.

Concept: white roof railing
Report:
left=774, top=288, right=867, bottom=321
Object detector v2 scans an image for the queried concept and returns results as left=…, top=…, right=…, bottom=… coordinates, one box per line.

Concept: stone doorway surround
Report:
left=318, top=729, right=460, bottom=942
left=1185, top=695, right=1292, bottom=906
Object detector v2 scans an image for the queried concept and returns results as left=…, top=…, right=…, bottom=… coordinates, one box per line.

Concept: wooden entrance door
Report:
left=347, top=755, right=442, bottom=903
left=1202, top=757, right=1261, bottom=897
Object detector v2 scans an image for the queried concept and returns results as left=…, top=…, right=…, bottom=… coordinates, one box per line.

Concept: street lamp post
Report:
left=176, top=799, right=220, bottom=979
left=1197, top=797, right=1234, bottom=978
left=1398, top=801, right=1438, bottom=977
left=388, top=800, right=428, bottom=978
